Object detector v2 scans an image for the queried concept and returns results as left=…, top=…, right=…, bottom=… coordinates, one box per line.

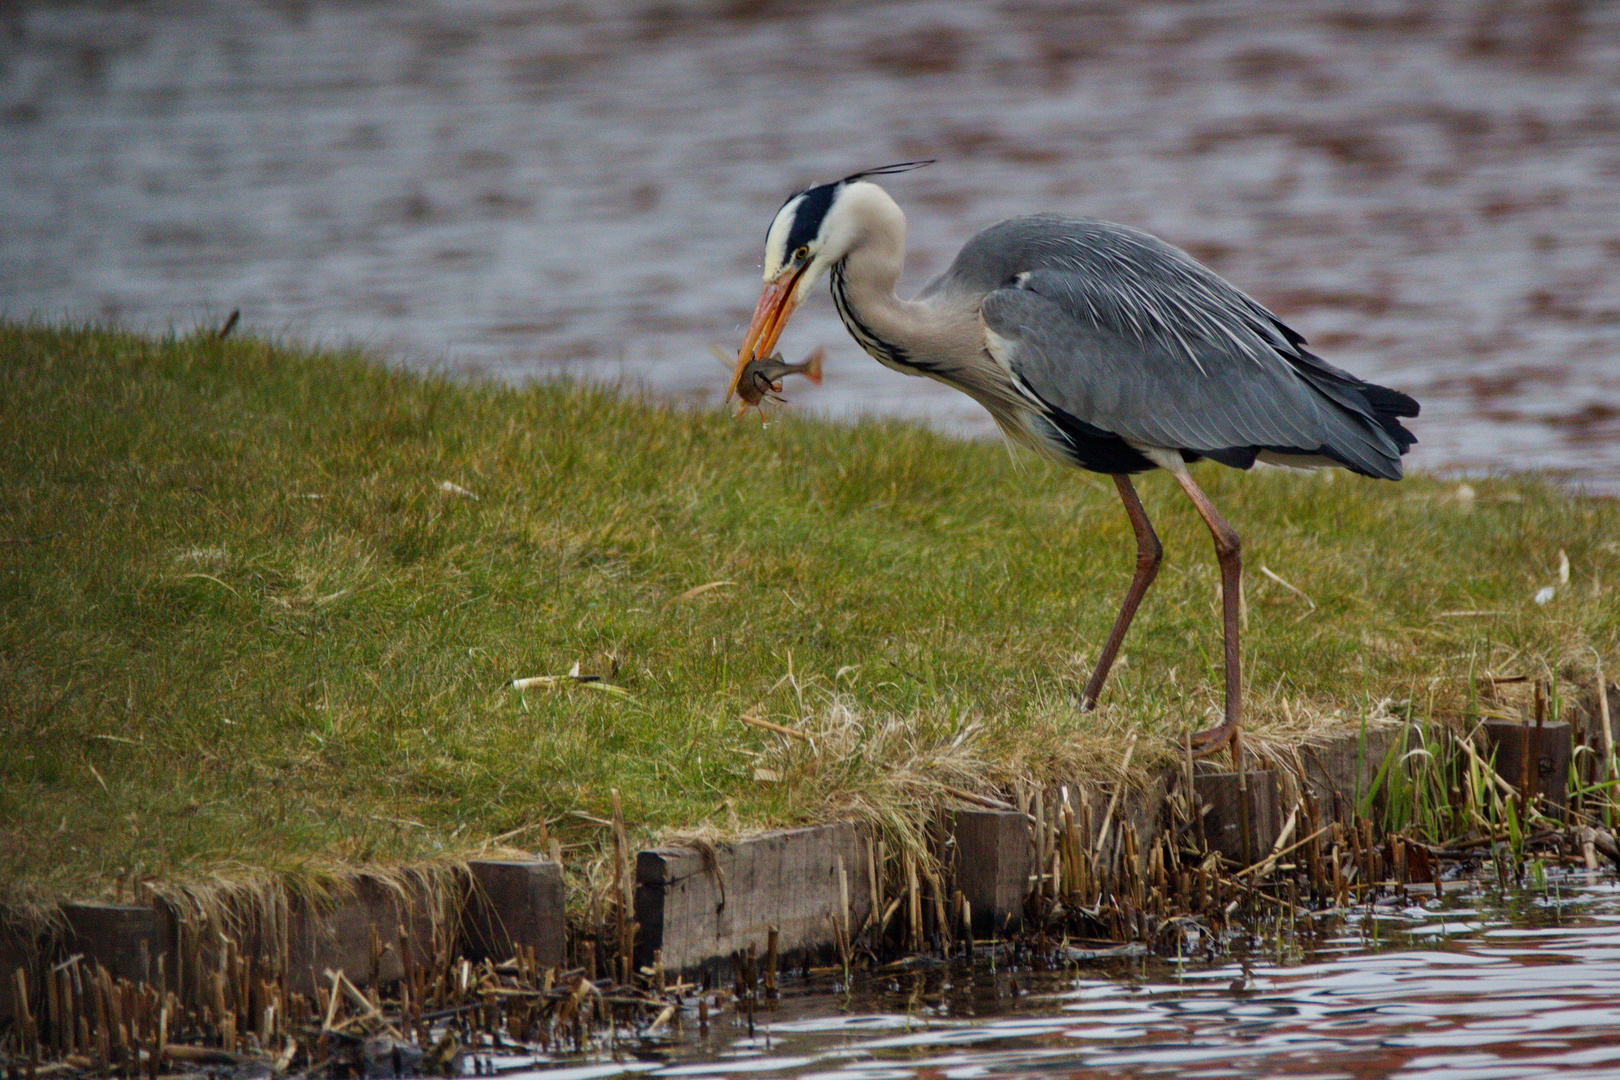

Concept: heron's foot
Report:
left=1187, top=716, right=1240, bottom=760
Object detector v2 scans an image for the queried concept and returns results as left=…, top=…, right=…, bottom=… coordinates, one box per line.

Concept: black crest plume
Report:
left=839, top=160, right=936, bottom=184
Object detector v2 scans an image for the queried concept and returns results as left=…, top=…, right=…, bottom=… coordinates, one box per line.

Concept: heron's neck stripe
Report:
left=830, top=261, right=924, bottom=373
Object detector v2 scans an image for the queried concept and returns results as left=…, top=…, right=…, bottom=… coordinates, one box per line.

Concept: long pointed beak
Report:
left=726, top=267, right=807, bottom=402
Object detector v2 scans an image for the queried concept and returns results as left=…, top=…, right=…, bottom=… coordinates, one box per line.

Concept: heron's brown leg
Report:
left=1168, top=469, right=1243, bottom=763
left=1079, top=474, right=1164, bottom=712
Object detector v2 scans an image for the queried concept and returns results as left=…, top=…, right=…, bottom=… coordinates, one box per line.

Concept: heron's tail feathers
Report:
left=1289, top=348, right=1419, bottom=463
left=1362, top=382, right=1419, bottom=419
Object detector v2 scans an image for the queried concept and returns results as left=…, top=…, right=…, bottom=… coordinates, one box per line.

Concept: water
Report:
left=4, top=0, right=1620, bottom=493
left=488, top=868, right=1620, bottom=1079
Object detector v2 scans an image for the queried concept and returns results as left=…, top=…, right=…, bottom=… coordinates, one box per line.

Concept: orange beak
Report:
left=726, top=265, right=809, bottom=403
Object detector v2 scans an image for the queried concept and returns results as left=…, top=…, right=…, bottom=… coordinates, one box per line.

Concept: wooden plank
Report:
left=461, top=860, right=566, bottom=968
left=60, top=903, right=158, bottom=984
left=1296, top=723, right=1406, bottom=822
left=1193, top=770, right=1279, bottom=864
left=945, top=808, right=1033, bottom=936
left=633, top=822, right=870, bottom=976
left=285, top=876, right=439, bottom=993
left=1480, top=718, right=1571, bottom=814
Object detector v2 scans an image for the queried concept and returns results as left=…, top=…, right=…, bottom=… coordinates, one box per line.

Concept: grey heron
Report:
left=726, top=163, right=1419, bottom=757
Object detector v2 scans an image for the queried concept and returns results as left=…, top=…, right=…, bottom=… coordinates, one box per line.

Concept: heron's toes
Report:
left=1187, top=717, right=1241, bottom=759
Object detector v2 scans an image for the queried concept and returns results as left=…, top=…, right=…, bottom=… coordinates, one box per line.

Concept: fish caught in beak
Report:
left=711, top=344, right=824, bottom=423
left=726, top=264, right=810, bottom=403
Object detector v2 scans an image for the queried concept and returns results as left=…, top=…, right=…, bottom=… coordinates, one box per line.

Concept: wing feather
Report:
left=944, top=216, right=1416, bottom=479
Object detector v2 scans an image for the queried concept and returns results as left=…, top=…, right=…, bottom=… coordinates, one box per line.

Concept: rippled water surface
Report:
left=491, top=870, right=1620, bottom=1080
left=4, top=0, right=1620, bottom=490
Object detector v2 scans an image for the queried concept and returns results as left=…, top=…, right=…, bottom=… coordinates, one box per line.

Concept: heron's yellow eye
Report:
left=793, top=246, right=810, bottom=263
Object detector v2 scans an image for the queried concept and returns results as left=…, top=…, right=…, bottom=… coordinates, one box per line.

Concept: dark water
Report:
left=4, top=0, right=1620, bottom=493
left=488, top=868, right=1620, bottom=1080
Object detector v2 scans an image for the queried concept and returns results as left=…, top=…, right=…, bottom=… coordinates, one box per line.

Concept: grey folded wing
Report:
left=979, top=267, right=1411, bottom=480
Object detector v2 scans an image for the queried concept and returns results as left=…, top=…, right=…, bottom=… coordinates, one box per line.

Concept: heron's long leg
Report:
left=1079, top=474, right=1164, bottom=712
left=1167, top=469, right=1243, bottom=761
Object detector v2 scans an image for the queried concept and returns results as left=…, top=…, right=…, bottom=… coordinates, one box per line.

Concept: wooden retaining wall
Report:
left=8, top=700, right=1613, bottom=1015
left=1, top=860, right=564, bottom=1026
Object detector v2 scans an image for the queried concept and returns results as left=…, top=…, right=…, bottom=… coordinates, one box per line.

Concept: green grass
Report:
left=1, top=322, right=1616, bottom=908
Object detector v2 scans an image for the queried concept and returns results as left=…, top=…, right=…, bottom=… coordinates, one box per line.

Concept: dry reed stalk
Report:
left=1078, top=789, right=1093, bottom=851
left=1361, top=817, right=1378, bottom=884
left=940, top=784, right=1021, bottom=814
left=154, top=1005, right=167, bottom=1080
left=836, top=854, right=850, bottom=947
left=924, top=864, right=950, bottom=952
left=1528, top=680, right=1545, bottom=812
left=1236, top=730, right=1253, bottom=867
left=610, top=789, right=629, bottom=966
left=904, top=849, right=922, bottom=954
left=875, top=838, right=887, bottom=913
left=45, top=957, right=61, bottom=1057
left=866, top=839, right=880, bottom=940
left=1598, top=661, right=1616, bottom=823
left=1126, top=824, right=1144, bottom=910
left=1238, top=813, right=1328, bottom=883
left=1094, top=731, right=1138, bottom=860
left=397, top=925, right=416, bottom=1031
left=1060, top=797, right=1079, bottom=899
left=320, top=970, right=341, bottom=1032
left=737, top=712, right=812, bottom=742
left=1032, top=788, right=1047, bottom=890
left=877, top=896, right=900, bottom=943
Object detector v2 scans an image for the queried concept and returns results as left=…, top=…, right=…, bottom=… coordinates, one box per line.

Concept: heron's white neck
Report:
left=824, top=184, right=957, bottom=373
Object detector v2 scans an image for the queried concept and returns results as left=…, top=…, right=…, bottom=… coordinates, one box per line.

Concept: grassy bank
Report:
left=1, top=323, right=1616, bottom=910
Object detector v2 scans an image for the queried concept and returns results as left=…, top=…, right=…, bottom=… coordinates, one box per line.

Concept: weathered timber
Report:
left=1480, top=718, right=1572, bottom=815
left=287, top=876, right=441, bottom=991
left=156, top=874, right=445, bottom=995
left=944, top=809, right=1034, bottom=936
left=460, top=860, right=566, bottom=967
left=1194, top=770, right=1280, bottom=864
left=1294, top=722, right=1407, bottom=822
left=60, top=903, right=159, bottom=983
left=634, top=823, right=871, bottom=976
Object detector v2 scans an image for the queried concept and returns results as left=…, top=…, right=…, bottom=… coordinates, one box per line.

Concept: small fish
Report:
left=737, top=347, right=824, bottom=407
left=713, top=345, right=825, bottom=419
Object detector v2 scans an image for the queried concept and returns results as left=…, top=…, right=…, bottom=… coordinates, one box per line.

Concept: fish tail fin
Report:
left=804, top=346, right=824, bottom=385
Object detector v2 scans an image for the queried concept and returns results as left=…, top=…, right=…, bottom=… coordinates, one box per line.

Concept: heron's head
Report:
left=727, top=161, right=932, bottom=402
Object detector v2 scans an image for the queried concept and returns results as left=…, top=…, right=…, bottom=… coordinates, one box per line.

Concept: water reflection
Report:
left=481, top=871, right=1620, bottom=1079
left=3, top=1, right=1619, bottom=491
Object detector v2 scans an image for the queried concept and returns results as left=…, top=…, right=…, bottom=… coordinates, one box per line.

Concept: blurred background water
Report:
left=3, top=0, right=1618, bottom=492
